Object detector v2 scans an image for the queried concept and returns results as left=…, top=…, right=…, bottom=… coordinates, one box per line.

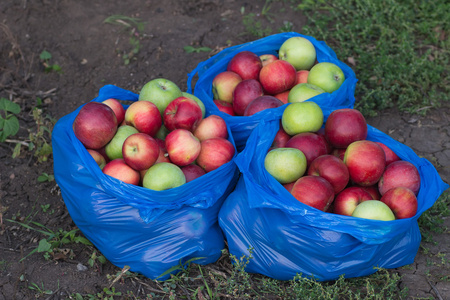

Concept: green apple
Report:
left=105, top=125, right=139, bottom=160
left=351, top=200, right=396, bottom=221
left=138, top=78, right=183, bottom=115
left=288, top=83, right=326, bottom=103
left=142, top=162, right=186, bottom=191
left=264, top=148, right=307, bottom=184
left=307, top=62, right=345, bottom=93
left=182, top=92, right=206, bottom=118
left=279, top=36, right=316, bottom=71
left=281, top=102, right=324, bottom=136
left=155, top=124, right=170, bottom=140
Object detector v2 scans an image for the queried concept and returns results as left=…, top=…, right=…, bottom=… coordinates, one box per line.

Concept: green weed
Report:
left=37, top=172, right=54, bottom=183
left=39, top=50, right=62, bottom=73
left=6, top=219, right=92, bottom=261
left=0, top=97, right=21, bottom=142
left=183, top=45, right=213, bottom=53
left=28, top=281, right=55, bottom=297
left=297, top=0, right=449, bottom=116
left=104, top=15, right=145, bottom=65
left=418, top=190, right=450, bottom=245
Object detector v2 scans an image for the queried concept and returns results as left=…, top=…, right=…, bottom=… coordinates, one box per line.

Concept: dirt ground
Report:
left=1, top=0, right=449, bottom=299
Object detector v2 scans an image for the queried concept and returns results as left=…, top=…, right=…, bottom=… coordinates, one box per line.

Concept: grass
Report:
left=241, top=0, right=449, bottom=116
left=297, top=0, right=449, bottom=116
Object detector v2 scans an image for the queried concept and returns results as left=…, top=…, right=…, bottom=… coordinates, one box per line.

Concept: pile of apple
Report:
left=73, top=78, right=235, bottom=191
left=264, top=102, right=421, bottom=221
left=212, top=36, right=346, bottom=116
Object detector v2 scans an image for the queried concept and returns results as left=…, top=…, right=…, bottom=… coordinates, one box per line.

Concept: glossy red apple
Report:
left=378, top=160, right=421, bottom=195
left=332, top=148, right=346, bottom=161
left=259, top=59, right=297, bottom=95
left=181, top=164, right=206, bottom=183
left=73, top=102, right=118, bottom=149
left=333, top=186, right=373, bottom=216
left=375, top=142, right=400, bottom=166
left=196, top=137, right=235, bottom=172
left=344, top=140, right=386, bottom=186
left=380, top=186, right=418, bottom=219
left=102, top=98, right=125, bottom=124
left=324, top=108, right=368, bottom=149
left=214, top=99, right=236, bottom=116
left=290, top=175, right=335, bottom=211
left=193, top=115, right=228, bottom=141
left=122, top=133, right=159, bottom=171
left=163, top=96, right=203, bottom=132
left=124, top=100, right=162, bottom=137
left=243, top=95, right=284, bottom=116
left=227, top=50, right=263, bottom=80
left=285, top=132, right=329, bottom=166
left=102, top=158, right=140, bottom=185
left=232, top=79, right=264, bottom=116
left=165, top=129, right=201, bottom=167
left=212, top=71, right=242, bottom=103
left=307, top=154, right=350, bottom=194
left=155, top=138, right=171, bottom=163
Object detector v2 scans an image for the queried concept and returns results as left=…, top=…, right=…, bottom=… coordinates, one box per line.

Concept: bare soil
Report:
left=1, top=1, right=449, bottom=299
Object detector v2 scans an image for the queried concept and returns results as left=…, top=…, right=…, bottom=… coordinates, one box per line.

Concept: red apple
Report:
left=344, top=140, right=386, bottom=186
left=271, top=126, right=291, bottom=149
left=155, top=138, right=171, bottom=163
left=181, top=164, right=206, bottom=183
left=102, top=158, right=140, bottom=185
left=73, top=102, right=118, bottom=149
left=285, top=132, right=329, bottom=166
left=324, top=108, right=368, bottom=149
left=378, top=160, right=421, bottom=195
left=259, top=54, right=278, bottom=67
left=274, top=90, right=290, bottom=104
left=122, top=133, right=159, bottom=171
left=86, top=149, right=107, bottom=169
left=307, top=154, right=350, bottom=194
left=375, top=142, right=400, bottom=166
left=165, top=129, right=201, bottom=167
left=331, top=148, right=346, bottom=161
left=227, top=51, right=263, bottom=80
left=295, top=70, right=309, bottom=85
left=290, top=175, right=335, bottom=211
left=124, top=100, right=162, bottom=137
left=232, top=79, right=264, bottom=116
left=193, top=115, right=228, bottom=141
left=196, top=137, right=235, bottom=172
left=283, top=181, right=296, bottom=193
left=212, top=71, right=242, bottom=103
left=102, top=98, right=125, bottom=124
left=259, top=59, right=297, bottom=95
left=316, top=127, right=332, bottom=154
left=358, top=184, right=382, bottom=200
left=380, top=186, right=418, bottom=219
left=333, top=186, right=373, bottom=216
left=214, top=99, right=236, bottom=116
left=243, top=95, right=284, bottom=116
left=163, top=96, right=203, bottom=132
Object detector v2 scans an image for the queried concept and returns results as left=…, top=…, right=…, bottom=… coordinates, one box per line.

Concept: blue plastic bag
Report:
left=52, top=85, right=240, bottom=280
left=218, top=108, right=449, bottom=281
left=187, top=32, right=358, bottom=151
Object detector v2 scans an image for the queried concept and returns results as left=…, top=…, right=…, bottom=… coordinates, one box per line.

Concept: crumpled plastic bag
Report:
left=187, top=32, right=358, bottom=151
left=218, top=108, right=449, bottom=281
left=52, top=85, right=240, bottom=280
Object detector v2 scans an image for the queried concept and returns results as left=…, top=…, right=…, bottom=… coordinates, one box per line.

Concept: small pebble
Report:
left=77, top=263, right=88, bottom=272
